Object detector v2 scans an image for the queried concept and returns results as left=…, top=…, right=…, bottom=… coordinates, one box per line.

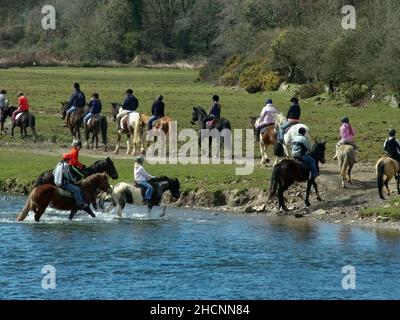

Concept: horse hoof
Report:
left=305, top=201, right=311, bottom=207
left=317, top=197, right=323, bottom=202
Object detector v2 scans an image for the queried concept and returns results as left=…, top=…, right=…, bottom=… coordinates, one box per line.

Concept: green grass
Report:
left=359, top=197, right=400, bottom=220
left=0, top=67, right=399, bottom=193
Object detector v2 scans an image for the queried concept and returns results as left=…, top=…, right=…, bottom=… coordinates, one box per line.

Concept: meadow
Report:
left=0, top=67, right=399, bottom=192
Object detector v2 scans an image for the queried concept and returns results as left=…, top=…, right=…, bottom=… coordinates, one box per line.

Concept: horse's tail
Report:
left=29, top=113, right=35, bottom=129
left=269, top=164, right=280, bottom=200
left=274, top=142, right=285, bottom=157
left=133, top=114, right=141, bottom=145
left=339, top=153, right=347, bottom=177
left=376, top=161, right=386, bottom=199
left=17, top=193, right=34, bottom=221
left=100, top=116, right=108, bottom=146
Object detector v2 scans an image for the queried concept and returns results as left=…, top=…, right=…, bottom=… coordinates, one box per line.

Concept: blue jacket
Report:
left=88, top=99, right=102, bottom=114
left=152, top=100, right=165, bottom=117
left=209, top=102, right=221, bottom=118
left=287, top=103, right=301, bottom=120
left=122, top=95, right=139, bottom=111
left=69, top=90, right=86, bottom=108
left=292, top=135, right=311, bottom=158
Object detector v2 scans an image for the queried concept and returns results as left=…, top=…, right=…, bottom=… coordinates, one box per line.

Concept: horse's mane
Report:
left=196, top=106, right=207, bottom=115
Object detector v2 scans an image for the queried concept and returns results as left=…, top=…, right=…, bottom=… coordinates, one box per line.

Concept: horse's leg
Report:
left=348, top=165, right=353, bottom=183
left=69, top=210, right=78, bottom=220
left=84, top=129, right=89, bottom=149
left=259, top=142, right=265, bottom=165
left=305, top=179, right=313, bottom=207
left=312, top=181, right=322, bottom=201
left=385, top=178, right=391, bottom=196
left=83, top=206, right=96, bottom=218
left=114, top=132, right=122, bottom=154
left=127, top=133, right=132, bottom=155
left=11, top=124, right=15, bottom=137
left=397, top=172, right=400, bottom=195
left=94, top=130, right=98, bottom=150
left=278, top=182, right=291, bottom=211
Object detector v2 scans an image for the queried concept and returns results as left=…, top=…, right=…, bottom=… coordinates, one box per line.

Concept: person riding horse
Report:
left=255, top=98, right=279, bottom=142
left=116, top=89, right=139, bottom=130
left=292, top=127, right=319, bottom=179
left=134, top=155, right=156, bottom=210
left=84, top=93, right=102, bottom=130
left=63, top=140, right=86, bottom=181
left=384, top=129, right=400, bottom=163
left=0, top=89, right=8, bottom=135
left=333, top=116, right=357, bottom=161
left=278, top=97, right=301, bottom=143
left=202, top=95, right=221, bottom=129
left=12, top=92, right=30, bottom=124
left=147, top=95, right=165, bottom=132
left=64, top=82, right=86, bottom=127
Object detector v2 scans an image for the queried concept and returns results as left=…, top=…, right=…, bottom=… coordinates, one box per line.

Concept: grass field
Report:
left=0, top=67, right=399, bottom=192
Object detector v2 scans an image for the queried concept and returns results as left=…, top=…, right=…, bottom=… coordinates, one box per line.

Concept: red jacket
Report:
left=18, top=96, right=29, bottom=112
left=63, top=148, right=84, bottom=169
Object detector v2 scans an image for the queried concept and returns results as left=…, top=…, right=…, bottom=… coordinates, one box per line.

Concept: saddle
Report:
left=15, top=112, right=28, bottom=122
left=294, top=158, right=310, bottom=171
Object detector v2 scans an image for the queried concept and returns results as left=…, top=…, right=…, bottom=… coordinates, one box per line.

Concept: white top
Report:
left=0, top=94, right=6, bottom=108
left=259, top=103, right=279, bottom=125
left=134, top=163, right=154, bottom=182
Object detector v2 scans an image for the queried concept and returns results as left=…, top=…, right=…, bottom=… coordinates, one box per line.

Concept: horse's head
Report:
left=98, top=173, right=113, bottom=194
left=140, top=113, right=149, bottom=126
left=60, top=101, right=69, bottom=119
left=156, top=176, right=181, bottom=199
left=191, top=106, right=206, bottom=125
left=312, top=141, right=326, bottom=164
left=274, top=113, right=286, bottom=127
left=92, top=157, right=119, bottom=180
left=250, top=116, right=259, bottom=128
left=111, top=103, right=120, bottom=122
left=2, top=106, right=17, bottom=119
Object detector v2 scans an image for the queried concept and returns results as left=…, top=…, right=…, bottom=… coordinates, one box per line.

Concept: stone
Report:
left=313, top=209, right=327, bottom=215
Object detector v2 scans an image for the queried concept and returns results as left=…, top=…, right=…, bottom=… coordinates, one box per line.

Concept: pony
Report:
left=337, top=144, right=357, bottom=188
left=33, top=157, right=119, bottom=188
left=61, top=101, right=85, bottom=140
left=111, top=103, right=145, bottom=155
left=274, top=113, right=311, bottom=157
left=191, top=106, right=232, bottom=157
left=250, top=115, right=282, bottom=166
left=269, top=141, right=326, bottom=211
left=1, top=106, right=37, bottom=140
left=140, top=113, right=173, bottom=147
left=376, top=157, right=400, bottom=199
left=84, top=114, right=108, bottom=152
left=17, top=173, right=113, bottom=222
left=98, top=176, right=181, bottom=217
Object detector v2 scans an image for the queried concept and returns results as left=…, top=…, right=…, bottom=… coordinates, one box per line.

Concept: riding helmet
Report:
left=389, top=128, right=397, bottom=137
left=266, top=98, right=273, bottom=105
left=72, top=140, right=82, bottom=148
left=135, top=155, right=144, bottom=164
left=341, top=116, right=349, bottom=124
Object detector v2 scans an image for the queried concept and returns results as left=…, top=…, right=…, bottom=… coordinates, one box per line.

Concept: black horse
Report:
left=1, top=106, right=37, bottom=140
left=97, top=176, right=181, bottom=217
left=269, top=141, right=326, bottom=211
left=191, top=106, right=232, bottom=157
left=84, top=114, right=108, bottom=152
left=33, top=157, right=119, bottom=188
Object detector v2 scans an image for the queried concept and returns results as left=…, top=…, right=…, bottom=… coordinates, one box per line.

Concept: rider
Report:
left=333, top=116, right=357, bottom=161
left=255, top=98, right=279, bottom=142
left=134, top=155, right=156, bottom=210
left=384, top=129, right=400, bottom=163
left=63, top=140, right=86, bottom=181
left=278, top=97, right=301, bottom=143
left=54, top=158, right=87, bottom=210
left=0, top=89, right=8, bottom=135
left=292, top=127, right=319, bottom=179
left=147, top=95, right=165, bottom=132
left=202, top=95, right=221, bottom=129
left=64, top=83, right=86, bottom=127
left=84, top=93, right=102, bottom=129
left=12, top=92, right=30, bottom=124
left=116, top=89, right=139, bottom=130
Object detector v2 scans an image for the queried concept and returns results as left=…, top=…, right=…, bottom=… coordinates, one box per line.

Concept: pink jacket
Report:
left=340, top=123, right=355, bottom=142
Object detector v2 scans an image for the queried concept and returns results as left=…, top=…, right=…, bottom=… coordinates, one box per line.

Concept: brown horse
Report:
left=61, top=101, right=85, bottom=140
left=269, top=141, right=326, bottom=211
left=251, top=116, right=281, bottom=166
left=84, top=114, right=108, bottom=152
left=376, top=157, right=400, bottom=199
left=17, top=173, right=112, bottom=222
left=1, top=106, right=37, bottom=140
left=337, top=145, right=356, bottom=188
left=141, top=114, right=172, bottom=148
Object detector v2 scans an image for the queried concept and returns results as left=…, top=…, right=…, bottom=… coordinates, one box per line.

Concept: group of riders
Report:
left=254, top=96, right=400, bottom=179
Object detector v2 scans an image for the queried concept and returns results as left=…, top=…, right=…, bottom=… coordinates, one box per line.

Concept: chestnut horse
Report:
left=140, top=113, right=173, bottom=149
left=376, top=157, right=400, bottom=199
left=17, top=173, right=112, bottom=222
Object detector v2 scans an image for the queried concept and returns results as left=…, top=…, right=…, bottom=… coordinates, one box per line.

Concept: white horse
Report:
left=275, top=113, right=311, bottom=157
left=114, top=110, right=145, bottom=155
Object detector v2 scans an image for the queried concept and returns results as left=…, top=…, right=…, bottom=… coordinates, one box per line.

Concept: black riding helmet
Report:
left=389, top=128, right=397, bottom=137
left=212, top=95, right=220, bottom=102
left=341, top=117, right=349, bottom=124
left=72, top=140, right=82, bottom=148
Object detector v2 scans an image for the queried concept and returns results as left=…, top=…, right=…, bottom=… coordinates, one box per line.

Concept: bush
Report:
left=261, top=71, right=283, bottom=91
left=296, top=82, right=325, bottom=98
left=220, top=72, right=239, bottom=86
left=239, top=64, right=264, bottom=93
left=338, top=83, right=370, bottom=104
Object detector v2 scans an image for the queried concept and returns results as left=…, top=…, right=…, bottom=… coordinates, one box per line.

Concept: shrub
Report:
left=239, top=64, right=264, bottom=93
left=338, top=83, right=370, bottom=104
left=261, top=71, right=283, bottom=91
left=220, top=72, right=239, bottom=86
left=296, top=82, right=325, bottom=98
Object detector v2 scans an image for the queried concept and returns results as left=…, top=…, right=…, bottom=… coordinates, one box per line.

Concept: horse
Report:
left=250, top=115, right=283, bottom=166
left=17, top=173, right=113, bottom=222
left=1, top=106, right=37, bottom=140
left=61, top=101, right=85, bottom=140
left=32, top=157, right=119, bottom=188
left=98, top=176, right=181, bottom=217
left=269, top=141, right=326, bottom=211
left=140, top=113, right=173, bottom=147
left=376, top=157, right=400, bottom=199
left=84, top=114, right=108, bottom=152
left=337, top=144, right=357, bottom=188
left=191, top=106, right=232, bottom=157
left=274, top=113, right=311, bottom=157
left=111, top=103, right=145, bottom=155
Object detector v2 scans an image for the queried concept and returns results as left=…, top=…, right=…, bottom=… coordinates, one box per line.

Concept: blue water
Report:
left=0, top=194, right=400, bottom=300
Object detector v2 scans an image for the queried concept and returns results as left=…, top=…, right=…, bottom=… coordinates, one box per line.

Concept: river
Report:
left=0, top=194, right=399, bottom=300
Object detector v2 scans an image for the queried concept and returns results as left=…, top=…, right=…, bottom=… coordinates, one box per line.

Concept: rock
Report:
left=374, top=216, right=390, bottom=223
left=254, top=204, right=266, bottom=213
left=294, top=213, right=304, bottom=218
left=313, top=209, right=327, bottom=215
left=245, top=206, right=255, bottom=213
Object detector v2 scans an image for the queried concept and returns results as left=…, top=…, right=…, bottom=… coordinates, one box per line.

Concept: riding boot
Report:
left=255, top=128, right=260, bottom=142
